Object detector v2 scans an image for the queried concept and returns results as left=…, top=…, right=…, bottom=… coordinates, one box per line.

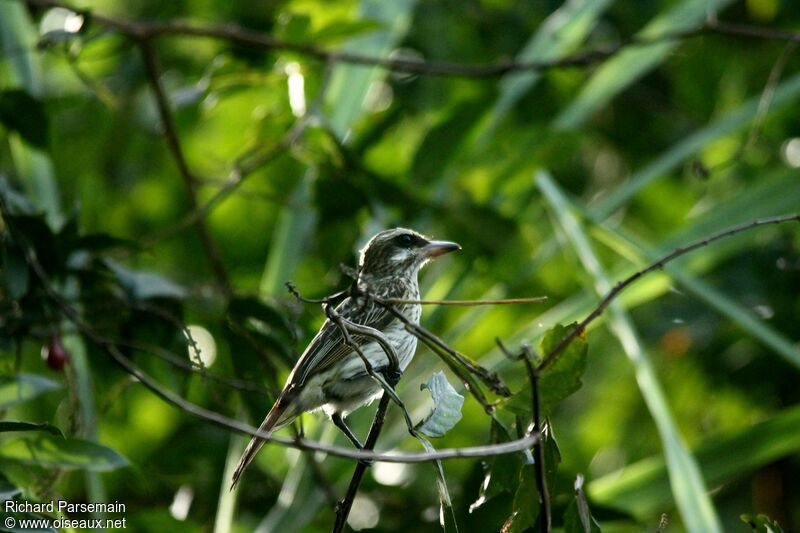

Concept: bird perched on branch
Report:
left=231, top=227, right=460, bottom=488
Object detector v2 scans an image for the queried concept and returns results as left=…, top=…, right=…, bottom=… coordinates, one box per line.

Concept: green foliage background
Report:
left=1, top=0, right=800, bottom=531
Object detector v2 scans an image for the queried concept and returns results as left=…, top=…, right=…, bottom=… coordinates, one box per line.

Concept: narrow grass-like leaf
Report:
left=537, top=171, right=722, bottom=533
left=591, top=72, right=800, bottom=218
left=589, top=404, right=800, bottom=518
left=0, top=374, right=61, bottom=409
left=0, top=421, right=63, bottom=437
left=418, top=435, right=459, bottom=532
left=0, top=2, right=61, bottom=226
left=554, top=0, right=735, bottom=130
left=0, top=435, right=128, bottom=471
left=482, top=0, right=612, bottom=139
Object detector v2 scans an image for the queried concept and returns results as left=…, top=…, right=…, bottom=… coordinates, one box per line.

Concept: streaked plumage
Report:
left=231, top=228, right=460, bottom=488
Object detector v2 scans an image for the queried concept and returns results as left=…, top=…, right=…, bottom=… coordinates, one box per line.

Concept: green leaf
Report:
left=0, top=435, right=128, bottom=471
left=554, top=0, right=735, bottom=129
left=0, top=374, right=61, bottom=409
left=589, top=404, right=800, bottom=519
left=417, top=436, right=459, bottom=532
left=500, top=464, right=539, bottom=533
left=564, top=475, right=601, bottom=533
left=485, top=0, right=612, bottom=136
left=2, top=245, right=29, bottom=300
left=106, top=259, right=186, bottom=300
left=0, top=89, right=48, bottom=149
left=741, top=514, right=785, bottom=533
left=417, top=371, right=465, bottom=438
left=228, top=295, right=296, bottom=341
left=0, top=421, right=64, bottom=437
left=501, top=323, right=588, bottom=417
left=311, top=19, right=384, bottom=43
left=591, top=74, right=800, bottom=219
left=538, top=172, right=722, bottom=533
left=0, top=471, right=21, bottom=500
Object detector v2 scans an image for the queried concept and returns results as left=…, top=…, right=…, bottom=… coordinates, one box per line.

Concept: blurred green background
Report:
left=1, top=0, right=800, bottom=531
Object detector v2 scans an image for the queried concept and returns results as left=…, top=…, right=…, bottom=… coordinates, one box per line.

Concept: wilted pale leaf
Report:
left=417, top=371, right=464, bottom=438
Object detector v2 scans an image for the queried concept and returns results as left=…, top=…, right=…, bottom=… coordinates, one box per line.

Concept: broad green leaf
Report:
left=501, top=323, right=588, bottom=417
left=417, top=371, right=465, bottom=438
left=538, top=172, right=722, bottom=533
left=554, top=0, right=735, bottom=129
left=741, top=514, right=785, bottom=533
left=0, top=374, right=61, bottom=409
left=0, top=435, right=128, bottom=471
left=589, top=404, right=800, bottom=518
left=0, top=89, right=48, bottom=149
left=500, top=464, right=539, bottom=533
left=0, top=421, right=64, bottom=437
left=106, top=259, right=186, bottom=300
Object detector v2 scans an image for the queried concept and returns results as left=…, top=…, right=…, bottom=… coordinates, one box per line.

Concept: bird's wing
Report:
left=290, top=297, right=395, bottom=386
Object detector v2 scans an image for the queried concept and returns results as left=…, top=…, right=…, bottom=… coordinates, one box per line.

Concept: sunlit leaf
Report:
left=741, top=514, right=785, bottom=533
left=501, top=323, right=588, bottom=417
left=0, top=374, right=61, bottom=409
left=0, top=435, right=128, bottom=471
left=554, top=0, right=735, bottom=129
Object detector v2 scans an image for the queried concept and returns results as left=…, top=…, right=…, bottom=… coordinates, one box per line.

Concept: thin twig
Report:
left=497, top=338, right=550, bottom=532
left=21, top=0, right=800, bottom=79
left=0, top=189, right=543, bottom=464
left=375, top=299, right=512, bottom=398
left=383, top=296, right=547, bottom=306
left=537, top=213, right=800, bottom=372
left=522, top=344, right=550, bottom=533
left=20, top=0, right=800, bottom=81
left=138, top=38, right=231, bottom=294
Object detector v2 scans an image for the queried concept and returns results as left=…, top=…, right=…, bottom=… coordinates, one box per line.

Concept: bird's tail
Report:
left=230, top=400, right=293, bottom=489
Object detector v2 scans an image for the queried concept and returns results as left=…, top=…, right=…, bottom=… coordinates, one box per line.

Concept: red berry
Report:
left=43, top=335, right=69, bottom=371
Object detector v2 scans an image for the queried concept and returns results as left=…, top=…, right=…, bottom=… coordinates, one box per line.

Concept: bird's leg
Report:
left=331, top=413, right=373, bottom=466
left=331, top=413, right=364, bottom=449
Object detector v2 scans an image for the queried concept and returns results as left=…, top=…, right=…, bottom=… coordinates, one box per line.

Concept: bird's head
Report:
left=358, top=228, right=460, bottom=281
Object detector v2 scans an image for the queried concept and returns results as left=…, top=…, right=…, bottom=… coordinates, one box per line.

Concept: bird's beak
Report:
left=422, top=240, right=461, bottom=258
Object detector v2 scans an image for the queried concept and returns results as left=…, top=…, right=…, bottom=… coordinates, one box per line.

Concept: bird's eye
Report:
left=396, top=234, right=415, bottom=247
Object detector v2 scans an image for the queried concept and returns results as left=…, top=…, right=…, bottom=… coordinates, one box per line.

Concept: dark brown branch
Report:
left=21, top=0, right=800, bottom=80
left=497, top=339, right=550, bottom=533
left=537, top=213, right=800, bottom=372
left=333, top=393, right=391, bottom=533
left=138, top=38, right=231, bottom=294
left=383, top=296, right=547, bottom=306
